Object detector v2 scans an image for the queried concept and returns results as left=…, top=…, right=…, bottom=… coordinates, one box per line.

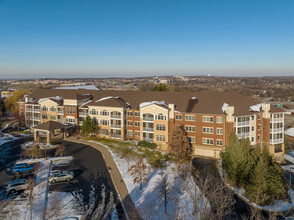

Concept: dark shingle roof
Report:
left=33, top=121, right=64, bottom=131
left=24, top=89, right=284, bottom=116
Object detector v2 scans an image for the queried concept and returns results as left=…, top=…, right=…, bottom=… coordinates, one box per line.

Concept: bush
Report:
left=138, top=140, right=157, bottom=149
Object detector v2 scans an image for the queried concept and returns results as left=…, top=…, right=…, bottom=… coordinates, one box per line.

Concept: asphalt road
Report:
left=49, top=140, right=126, bottom=219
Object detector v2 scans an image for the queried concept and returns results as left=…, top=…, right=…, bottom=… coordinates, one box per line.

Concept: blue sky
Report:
left=0, top=0, right=293, bottom=78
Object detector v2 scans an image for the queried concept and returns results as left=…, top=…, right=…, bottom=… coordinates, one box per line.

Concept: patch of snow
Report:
left=54, top=85, right=98, bottom=90
left=285, top=154, right=294, bottom=164
left=222, top=103, right=229, bottom=113
left=95, top=96, right=119, bottom=102
left=285, top=128, right=294, bottom=138
left=191, top=97, right=197, bottom=100
left=139, top=101, right=168, bottom=108
left=249, top=103, right=262, bottom=112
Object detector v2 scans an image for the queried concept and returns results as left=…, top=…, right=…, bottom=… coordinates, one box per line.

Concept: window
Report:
left=101, top=129, right=108, bottom=135
left=42, top=114, right=47, bottom=119
left=203, top=138, right=214, bottom=145
left=216, top=140, right=223, bottom=146
left=251, top=137, right=254, bottom=142
left=127, top=121, right=133, bottom=126
left=258, top=115, right=260, bottom=120
left=50, top=115, right=56, bottom=120
left=134, top=122, right=140, bottom=127
left=72, top=107, right=75, bottom=114
left=66, top=118, right=75, bottom=124
left=69, top=106, right=72, bottom=114
left=251, top=126, right=254, bottom=131
left=185, top=126, right=196, bottom=132
left=156, top=124, right=166, bottom=131
left=135, top=112, right=140, bottom=117
left=157, top=113, right=166, bottom=120
left=258, top=135, right=260, bottom=141
left=20, top=104, right=23, bottom=108
left=156, top=135, right=166, bottom=142
left=258, top=124, right=260, bottom=130
left=42, top=106, right=48, bottom=111
left=188, top=137, right=195, bottom=143
left=127, top=130, right=133, bottom=136
left=65, top=106, right=68, bottom=114
left=203, top=116, right=213, bottom=123
left=127, top=111, right=133, bottom=116
left=100, top=110, right=109, bottom=116
left=175, top=114, right=182, bottom=120
left=90, top=109, right=98, bottom=115
left=135, top=131, right=140, bottom=136
left=100, top=119, right=109, bottom=125
left=251, top=116, right=254, bottom=120
left=203, top=127, right=213, bottom=134
left=216, top=117, right=223, bottom=123
left=185, top=115, right=195, bottom=121
left=49, top=106, right=56, bottom=112
left=216, top=128, right=223, bottom=135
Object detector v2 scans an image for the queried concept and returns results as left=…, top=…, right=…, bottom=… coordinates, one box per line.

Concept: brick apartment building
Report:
left=18, top=88, right=285, bottom=161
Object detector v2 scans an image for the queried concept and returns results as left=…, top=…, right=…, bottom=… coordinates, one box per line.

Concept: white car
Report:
left=49, top=171, right=74, bottom=183
left=6, top=179, right=29, bottom=193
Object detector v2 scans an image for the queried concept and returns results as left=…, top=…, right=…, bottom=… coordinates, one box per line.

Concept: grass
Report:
left=84, top=136, right=177, bottom=168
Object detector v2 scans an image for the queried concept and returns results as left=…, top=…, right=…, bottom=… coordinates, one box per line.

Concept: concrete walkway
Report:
left=65, top=137, right=142, bottom=220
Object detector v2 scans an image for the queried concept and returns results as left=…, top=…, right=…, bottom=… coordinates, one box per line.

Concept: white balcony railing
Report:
left=143, top=127, right=154, bottom=132
left=237, top=133, right=250, bottom=139
left=111, top=134, right=121, bottom=139
left=270, top=128, right=284, bottom=133
left=57, top=111, right=63, bottom=114
left=110, top=124, right=121, bottom=129
left=110, top=115, right=121, bottom=119
left=79, top=112, right=88, bottom=116
left=33, top=117, right=40, bottom=120
left=143, top=117, right=154, bottom=122
left=234, top=121, right=250, bottom=127
left=270, top=138, right=284, bottom=144
left=270, top=118, right=283, bottom=123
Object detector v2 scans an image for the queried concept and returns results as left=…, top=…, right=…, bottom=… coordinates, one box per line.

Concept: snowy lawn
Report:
left=89, top=140, right=205, bottom=220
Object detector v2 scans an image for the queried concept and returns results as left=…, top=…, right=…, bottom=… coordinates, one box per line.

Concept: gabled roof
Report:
left=33, top=121, right=64, bottom=131
left=91, top=96, right=129, bottom=108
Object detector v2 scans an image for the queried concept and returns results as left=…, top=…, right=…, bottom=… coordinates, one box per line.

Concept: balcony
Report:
left=143, top=127, right=154, bottom=132
left=33, top=108, right=40, bottom=112
left=270, top=138, right=284, bottom=145
left=110, top=124, right=121, bottom=129
left=237, top=133, right=250, bottom=139
left=110, top=115, right=121, bottom=119
left=57, top=111, right=63, bottom=115
left=270, top=118, right=283, bottom=123
left=234, top=121, right=250, bottom=127
left=111, top=134, right=121, bottom=139
left=270, top=128, right=283, bottom=133
left=143, top=117, right=154, bottom=122
left=33, top=117, right=40, bottom=120
left=143, top=138, right=154, bottom=143
left=25, top=108, right=33, bottom=112
left=79, top=112, right=88, bottom=117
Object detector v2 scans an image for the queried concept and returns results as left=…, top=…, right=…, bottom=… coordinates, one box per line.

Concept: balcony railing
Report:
left=143, top=127, right=154, bottom=132
left=270, top=128, right=283, bottom=133
left=57, top=111, right=63, bottom=114
left=143, top=117, right=154, bottom=122
left=270, top=138, right=284, bottom=144
left=33, top=117, right=40, bottom=120
left=25, top=108, right=33, bottom=112
left=111, top=134, right=121, bottom=139
left=270, top=118, right=283, bottom=123
left=110, top=115, right=121, bottom=119
left=143, top=138, right=154, bottom=143
left=237, top=133, right=250, bottom=139
left=234, top=121, right=250, bottom=127
left=110, top=124, right=121, bottom=129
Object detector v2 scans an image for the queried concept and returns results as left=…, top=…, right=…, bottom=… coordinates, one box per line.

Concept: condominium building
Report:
left=18, top=88, right=285, bottom=160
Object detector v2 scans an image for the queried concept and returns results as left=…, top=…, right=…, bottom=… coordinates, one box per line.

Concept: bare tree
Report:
left=128, top=156, right=151, bottom=190
left=157, top=173, right=172, bottom=214
left=21, top=147, right=42, bottom=159
left=55, top=144, right=66, bottom=157
left=185, top=174, right=235, bottom=220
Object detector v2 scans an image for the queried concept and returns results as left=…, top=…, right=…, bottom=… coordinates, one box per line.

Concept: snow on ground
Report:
left=285, top=154, right=294, bottom=164
left=21, top=141, right=58, bottom=150
left=89, top=140, right=203, bottom=219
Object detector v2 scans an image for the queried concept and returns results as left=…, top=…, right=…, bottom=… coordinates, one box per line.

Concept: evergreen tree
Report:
left=168, top=125, right=192, bottom=159
left=80, top=116, right=100, bottom=137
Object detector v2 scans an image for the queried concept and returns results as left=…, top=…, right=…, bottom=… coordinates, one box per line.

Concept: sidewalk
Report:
left=65, top=137, right=142, bottom=220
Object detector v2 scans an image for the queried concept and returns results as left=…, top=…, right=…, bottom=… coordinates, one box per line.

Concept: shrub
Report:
left=138, top=140, right=157, bottom=149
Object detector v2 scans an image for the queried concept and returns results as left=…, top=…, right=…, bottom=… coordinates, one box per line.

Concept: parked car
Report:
left=49, top=171, right=74, bottom=183
left=13, top=163, right=36, bottom=175
left=6, top=179, right=29, bottom=193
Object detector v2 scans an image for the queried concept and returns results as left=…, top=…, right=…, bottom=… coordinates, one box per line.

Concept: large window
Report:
left=42, top=114, right=47, bottom=119
left=134, top=122, right=140, bottom=127
left=216, top=128, right=223, bottom=135
left=127, top=130, right=133, bottom=136
left=134, top=112, right=140, bottom=117
left=90, top=109, right=98, bottom=115
left=185, top=115, right=195, bottom=121
left=175, top=114, right=182, bottom=120
left=156, top=124, right=166, bottom=131
left=127, top=111, right=133, bottom=116
left=127, top=121, right=133, bottom=126
left=50, top=115, right=56, bottom=120
left=100, top=119, right=109, bottom=125
left=135, top=131, right=140, bottom=136
left=156, top=135, right=166, bottom=142
left=203, top=116, right=213, bottom=123
left=49, top=106, right=56, bottom=112
left=202, top=138, right=214, bottom=145
left=203, top=127, right=213, bottom=134
left=100, top=110, right=109, bottom=116
left=216, top=140, right=223, bottom=146
left=42, top=106, right=48, bottom=111
left=188, top=137, right=196, bottom=143
left=216, top=117, right=223, bottom=123
left=185, top=126, right=195, bottom=132
left=155, top=113, right=166, bottom=120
